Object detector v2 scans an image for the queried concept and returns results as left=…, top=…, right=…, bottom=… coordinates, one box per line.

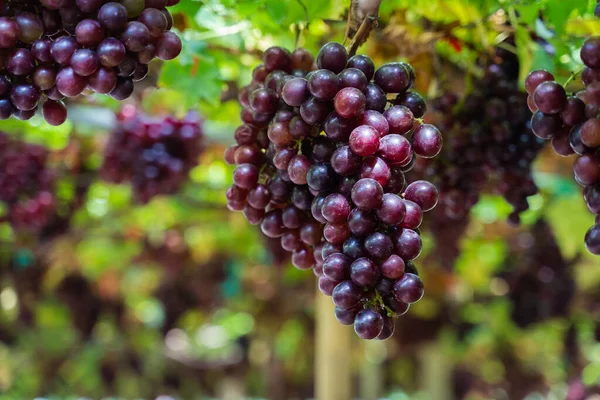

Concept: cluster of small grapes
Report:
left=499, top=219, right=575, bottom=328
left=0, top=132, right=56, bottom=231
left=225, top=42, right=443, bottom=339
left=525, top=40, right=600, bottom=255
left=101, top=106, right=204, bottom=204
left=421, top=46, right=544, bottom=225
left=0, top=0, right=181, bottom=126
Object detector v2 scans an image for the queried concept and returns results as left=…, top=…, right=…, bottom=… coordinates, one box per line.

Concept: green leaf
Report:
left=546, top=0, right=587, bottom=35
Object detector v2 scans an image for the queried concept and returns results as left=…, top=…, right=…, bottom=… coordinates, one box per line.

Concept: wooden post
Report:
left=315, top=289, right=352, bottom=400
left=419, top=340, right=452, bottom=400
left=359, top=341, right=384, bottom=400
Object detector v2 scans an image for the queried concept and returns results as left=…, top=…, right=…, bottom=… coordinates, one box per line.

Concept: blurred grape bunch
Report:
left=0, top=131, right=56, bottom=231
left=101, top=106, right=205, bottom=204
left=499, top=219, right=577, bottom=328
left=0, top=0, right=182, bottom=125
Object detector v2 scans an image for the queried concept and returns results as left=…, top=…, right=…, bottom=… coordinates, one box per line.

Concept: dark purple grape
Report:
left=533, top=81, right=567, bottom=114
left=261, top=209, right=284, bottom=238
left=98, top=3, right=129, bottom=31
left=381, top=255, right=405, bottom=279
left=365, top=83, right=387, bottom=112
left=15, top=12, right=44, bottom=44
left=580, top=118, right=600, bottom=148
left=70, top=49, right=99, bottom=76
left=384, top=105, right=414, bottom=135
left=525, top=69, right=554, bottom=94
left=374, top=62, right=411, bottom=93
left=364, top=232, right=393, bottom=260
left=316, top=42, right=348, bottom=73
left=0, top=17, right=19, bottom=48
left=334, top=87, right=366, bottom=119
left=6, top=48, right=35, bottom=76
left=300, top=97, right=332, bottom=125
left=308, top=69, right=340, bottom=100
left=354, top=309, right=384, bottom=340
left=282, top=77, right=309, bottom=107
left=156, top=31, right=183, bottom=61
left=404, top=180, right=438, bottom=212
left=332, top=280, right=362, bottom=309
left=350, top=257, right=381, bottom=287
left=109, top=78, right=134, bottom=100
left=394, top=229, right=422, bottom=261
left=323, top=253, right=351, bottom=281
left=338, top=67, right=368, bottom=92
left=42, top=100, right=67, bottom=126
left=349, top=125, right=380, bottom=156
left=376, top=193, right=406, bottom=225
left=392, top=273, right=424, bottom=304
left=574, top=154, right=600, bottom=187
left=322, top=193, right=351, bottom=224
left=412, top=124, right=442, bottom=158
left=378, top=134, right=412, bottom=164
left=347, top=55, right=375, bottom=80
left=323, top=222, right=351, bottom=245
left=10, top=84, right=41, bottom=111
left=335, top=306, right=359, bottom=325
left=585, top=224, right=600, bottom=255
left=359, top=110, right=389, bottom=136
left=395, top=91, right=427, bottom=118
left=75, top=19, right=105, bottom=47
left=351, top=178, right=383, bottom=210
left=581, top=37, right=600, bottom=69
left=319, top=275, right=341, bottom=295
left=51, top=36, right=80, bottom=65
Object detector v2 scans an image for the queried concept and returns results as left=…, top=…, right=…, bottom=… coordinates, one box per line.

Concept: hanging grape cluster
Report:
left=526, top=32, right=600, bottom=255
left=101, top=106, right=205, bottom=204
left=498, top=219, right=576, bottom=328
left=226, top=42, right=443, bottom=340
left=420, top=45, right=544, bottom=225
left=0, top=132, right=56, bottom=231
left=0, top=0, right=182, bottom=126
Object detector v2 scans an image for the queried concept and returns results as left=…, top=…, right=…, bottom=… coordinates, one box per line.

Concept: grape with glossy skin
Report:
left=412, top=124, right=442, bottom=158
left=350, top=125, right=380, bottom=156
left=354, top=309, right=384, bottom=340
left=393, top=273, right=424, bottom=304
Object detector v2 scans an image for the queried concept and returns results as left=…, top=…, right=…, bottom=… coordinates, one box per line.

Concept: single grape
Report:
left=350, top=257, right=381, bottom=287
left=354, top=309, right=384, bottom=340
left=349, top=125, right=380, bottom=156
left=392, top=273, right=424, bottom=304
left=533, top=81, right=567, bottom=114
left=404, top=180, right=438, bottom=212
left=411, top=124, right=442, bottom=158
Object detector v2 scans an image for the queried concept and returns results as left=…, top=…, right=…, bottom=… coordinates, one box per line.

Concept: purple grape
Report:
left=354, top=308, right=384, bottom=340
left=412, top=124, right=443, bottom=158
left=332, top=280, right=362, bottom=309
left=392, top=273, right=424, bottom=304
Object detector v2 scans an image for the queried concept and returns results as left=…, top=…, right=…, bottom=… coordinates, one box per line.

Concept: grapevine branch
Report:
left=345, top=0, right=383, bottom=56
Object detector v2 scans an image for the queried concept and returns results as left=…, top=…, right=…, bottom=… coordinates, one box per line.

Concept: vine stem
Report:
left=345, top=0, right=383, bottom=56
left=564, top=65, right=584, bottom=87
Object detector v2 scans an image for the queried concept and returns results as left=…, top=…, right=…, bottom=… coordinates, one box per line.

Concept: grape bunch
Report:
left=101, top=106, right=204, bottom=204
left=525, top=37, right=600, bottom=255
left=225, top=42, right=443, bottom=340
left=0, top=131, right=56, bottom=231
left=0, top=0, right=182, bottom=126
left=499, top=219, right=576, bottom=328
left=419, top=45, right=544, bottom=225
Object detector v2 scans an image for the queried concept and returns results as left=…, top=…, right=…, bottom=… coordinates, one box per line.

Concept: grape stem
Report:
left=563, top=65, right=584, bottom=87
left=345, top=0, right=383, bottom=56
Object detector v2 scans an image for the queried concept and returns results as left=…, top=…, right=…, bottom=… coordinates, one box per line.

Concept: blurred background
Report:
left=1, top=0, right=600, bottom=399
